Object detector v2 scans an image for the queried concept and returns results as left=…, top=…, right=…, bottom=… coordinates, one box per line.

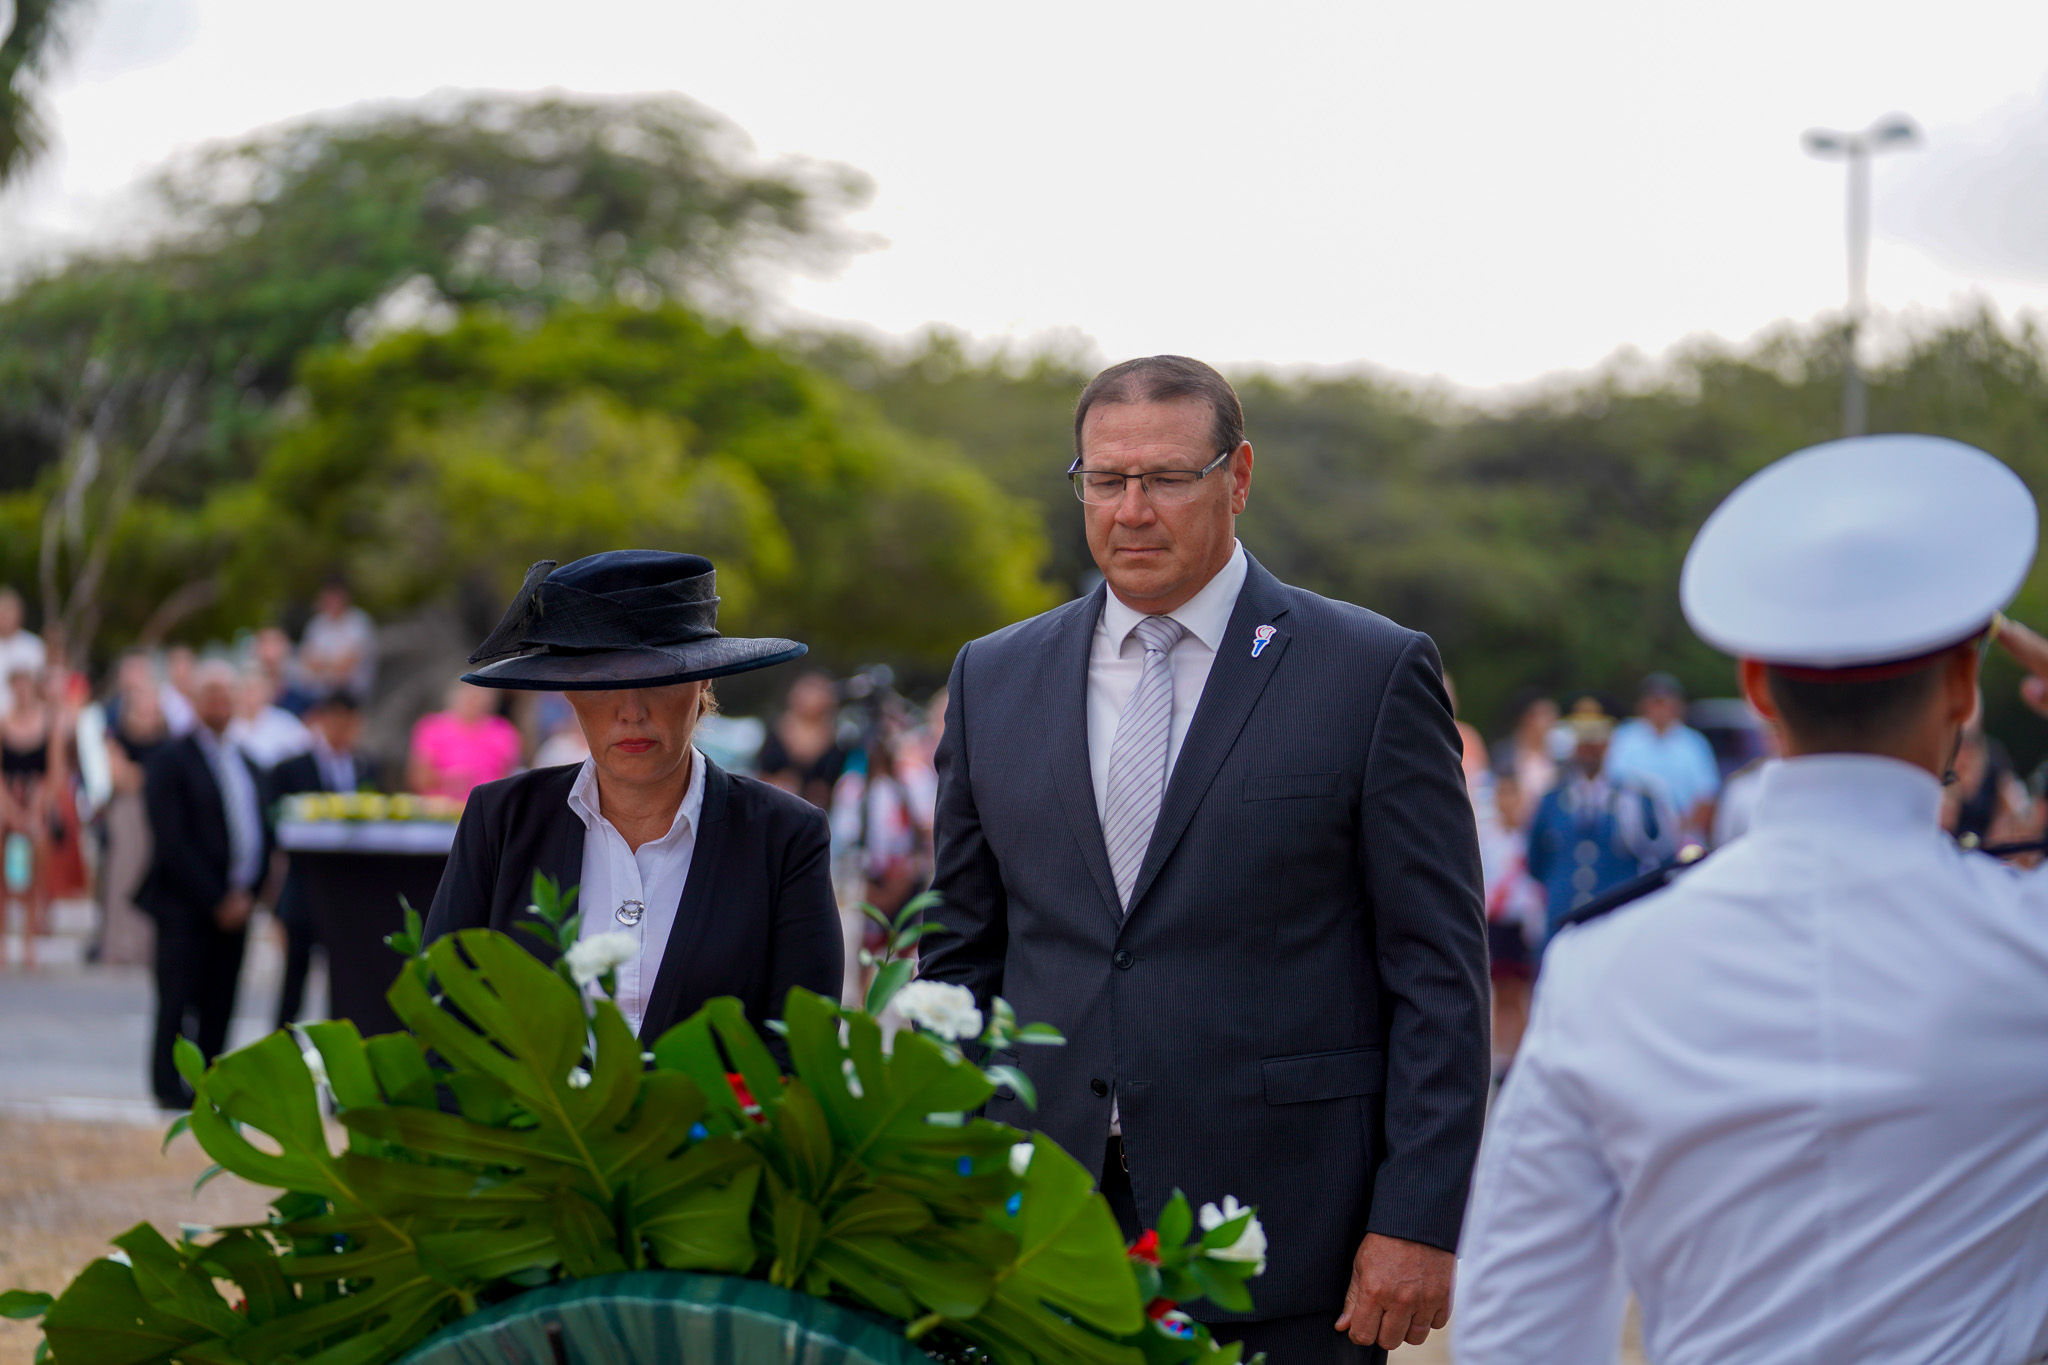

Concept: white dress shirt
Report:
left=1088, top=540, right=1248, bottom=1134
left=192, top=726, right=264, bottom=892
left=1087, top=540, right=1248, bottom=820
left=228, top=705, right=312, bottom=769
left=310, top=734, right=358, bottom=794
left=567, top=749, right=707, bottom=1036
left=1456, top=755, right=2048, bottom=1365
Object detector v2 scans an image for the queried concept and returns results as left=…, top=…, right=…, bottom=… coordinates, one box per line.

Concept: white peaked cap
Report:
left=1681, top=435, right=2038, bottom=668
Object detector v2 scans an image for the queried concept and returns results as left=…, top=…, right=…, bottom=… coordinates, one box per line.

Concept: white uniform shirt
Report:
left=567, top=749, right=707, bottom=1036
left=1456, top=755, right=2048, bottom=1365
left=1086, top=540, right=1248, bottom=819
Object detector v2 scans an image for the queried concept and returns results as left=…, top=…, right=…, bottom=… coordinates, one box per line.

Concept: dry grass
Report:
left=0, top=1117, right=274, bottom=1364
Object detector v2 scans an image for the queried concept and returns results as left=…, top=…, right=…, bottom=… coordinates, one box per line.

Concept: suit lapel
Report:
left=1044, top=585, right=1124, bottom=925
left=1123, top=556, right=1293, bottom=919
left=638, top=758, right=731, bottom=1040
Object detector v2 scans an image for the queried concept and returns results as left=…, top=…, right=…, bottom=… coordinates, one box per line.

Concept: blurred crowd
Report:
left=0, top=578, right=951, bottom=1019
left=0, top=579, right=401, bottom=979
left=1456, top=668, right=2045, bottom=1081
left=12, top=573, right=2040, bottom=1091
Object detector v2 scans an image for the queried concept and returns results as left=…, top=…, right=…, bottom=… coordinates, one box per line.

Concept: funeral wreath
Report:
left=0, top=880, right=1268, bottom=1365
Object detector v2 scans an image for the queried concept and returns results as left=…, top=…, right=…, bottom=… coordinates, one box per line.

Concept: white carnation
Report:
left=893, top=980, right=984, bottom=1042
left=1198, top=1195, right=1268, bottom=1273
left=1008, top=1142, right=1035, bottom=1178
left=563, top=931, right=638, bottom=987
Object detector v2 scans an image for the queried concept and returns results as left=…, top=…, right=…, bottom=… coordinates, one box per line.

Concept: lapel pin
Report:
left=1251, top=624, right=1277, bottom=658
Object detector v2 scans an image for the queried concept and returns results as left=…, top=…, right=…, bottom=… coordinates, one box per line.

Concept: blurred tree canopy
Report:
left=232, top=305, right=1052, bottom=674
left=0, top=92, right=880, bottom=662
left=813, top=315, right=2048, bottom=761
left=0, top=0, right=83, bottom=185
left=8, top=86, right=2048, bottom=764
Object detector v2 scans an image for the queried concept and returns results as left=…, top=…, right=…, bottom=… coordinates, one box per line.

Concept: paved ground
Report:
left=0, top=901, right=320, bottom=1123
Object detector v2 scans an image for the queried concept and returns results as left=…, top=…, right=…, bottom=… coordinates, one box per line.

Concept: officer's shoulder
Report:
left=1552, top=844, right=1743, bottom=949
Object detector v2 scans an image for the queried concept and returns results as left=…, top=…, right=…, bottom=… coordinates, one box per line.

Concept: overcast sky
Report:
left=7, top=0, right=2048, bottom=391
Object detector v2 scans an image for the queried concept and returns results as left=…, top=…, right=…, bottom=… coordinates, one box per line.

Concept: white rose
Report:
left=1008, top=1142, right=1035, bottom=1178
left=842, top=1057, right=865, bottom=1099
left=566, top=1066, right=592, bottom=1090
left=563, top=931, right=638, bottom=987
left=1197, top=1195, right=1268, bottom=1273
left=893, top=980, right=984, bottom=1042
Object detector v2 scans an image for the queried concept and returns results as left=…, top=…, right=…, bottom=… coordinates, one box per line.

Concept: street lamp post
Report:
left=1803, top=115, right=1920, bottom=437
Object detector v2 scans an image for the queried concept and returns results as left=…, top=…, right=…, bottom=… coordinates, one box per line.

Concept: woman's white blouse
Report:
left=566, top=750, right=707, bottom=1035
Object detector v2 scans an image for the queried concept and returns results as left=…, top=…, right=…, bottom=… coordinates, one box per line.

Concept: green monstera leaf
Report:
left=22, top=888, right=1260, bottom=1365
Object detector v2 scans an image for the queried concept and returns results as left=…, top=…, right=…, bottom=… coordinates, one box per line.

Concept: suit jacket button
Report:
left=1113, top=949, right=1134, bottom=970
left=1090, top=1078, right=1109, bottom=1097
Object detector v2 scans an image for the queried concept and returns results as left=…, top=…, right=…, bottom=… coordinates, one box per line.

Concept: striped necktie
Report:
left=1102, top=614, right=1187, bottom=912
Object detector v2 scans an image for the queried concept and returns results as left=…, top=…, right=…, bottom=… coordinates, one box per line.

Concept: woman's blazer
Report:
left=423, top=758, right=843, bottom=1042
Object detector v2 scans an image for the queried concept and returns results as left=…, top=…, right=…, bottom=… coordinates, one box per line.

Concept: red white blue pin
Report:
left=1251, top=624, right=1277, bottom=658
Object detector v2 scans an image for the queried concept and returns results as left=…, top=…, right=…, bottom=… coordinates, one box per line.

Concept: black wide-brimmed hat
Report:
left=461, top=551, right=806, bottom=691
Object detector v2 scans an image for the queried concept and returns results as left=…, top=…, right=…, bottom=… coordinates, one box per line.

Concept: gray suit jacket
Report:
left=919, top=552, right=1488, bottom=1321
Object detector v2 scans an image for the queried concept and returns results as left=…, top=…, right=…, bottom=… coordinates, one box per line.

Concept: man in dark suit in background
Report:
left=920, top=356, right=1489, bottom=1362
left=140, top=659, right=273, bottom=1109
left=268, top=690, right=373, bottom=1029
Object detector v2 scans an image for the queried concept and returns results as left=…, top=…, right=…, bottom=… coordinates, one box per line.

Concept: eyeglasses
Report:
left=1067, top=447, right=1235, bottom=506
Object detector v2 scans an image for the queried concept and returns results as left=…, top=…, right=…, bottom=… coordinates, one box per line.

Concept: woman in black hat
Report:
left=422, top=551, right=842, bottom=1044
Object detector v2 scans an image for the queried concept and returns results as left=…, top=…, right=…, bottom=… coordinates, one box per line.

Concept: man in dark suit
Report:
left=268, top=691, right=374, bottom=1029
left=140, top=660, right=273, bottom=1108
left=919, top=356, right=1489, bottom=1362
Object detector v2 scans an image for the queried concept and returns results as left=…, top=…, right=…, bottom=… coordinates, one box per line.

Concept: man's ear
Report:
left=1738, top=658, right=1779, bottom=725
left=1230, top=442, right=1253, bottom=515
left=1946, top=644, right=1982, bottom=728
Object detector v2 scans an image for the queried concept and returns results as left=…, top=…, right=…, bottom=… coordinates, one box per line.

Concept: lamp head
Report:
left=1803, top=129, right=1849, bottom=158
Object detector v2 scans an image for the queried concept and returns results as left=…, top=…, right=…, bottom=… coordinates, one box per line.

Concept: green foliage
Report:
left=795, top=329, right=1099, bottom=595
left=18, top=877, right=1257, bottom=1365
left=0, top=0, right=84, bottom=185
left=857, top=891, right=1064, bottom=1110
left=812, top=316, right=2048, bottom=762
left=233, top=304, right=1052, bottom=676
left=861, top=890, right=947, bottom=1016
left=0, top=92, right=870, bottom=662
left=0, top=1289, right=54, bottom=1318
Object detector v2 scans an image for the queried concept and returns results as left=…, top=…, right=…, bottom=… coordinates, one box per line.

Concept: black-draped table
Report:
left=276, top=819, right=458, bottom=1036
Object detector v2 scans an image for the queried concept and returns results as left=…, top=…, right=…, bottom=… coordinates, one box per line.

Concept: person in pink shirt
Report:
left=407, top=682, right=520, bottom=800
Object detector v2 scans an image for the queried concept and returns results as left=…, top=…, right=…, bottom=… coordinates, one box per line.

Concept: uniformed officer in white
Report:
left=1455, top=434, right=2048, bottom=1365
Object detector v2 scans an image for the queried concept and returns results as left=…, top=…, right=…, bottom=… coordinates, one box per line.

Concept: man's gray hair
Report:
left=1072, top=355, right=1246, bottom=461
left=191, top=659, right=241, bottom=692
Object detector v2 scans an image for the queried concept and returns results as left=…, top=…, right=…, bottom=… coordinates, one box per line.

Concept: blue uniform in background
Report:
left=1526, top=773, right=1677, bottom=941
